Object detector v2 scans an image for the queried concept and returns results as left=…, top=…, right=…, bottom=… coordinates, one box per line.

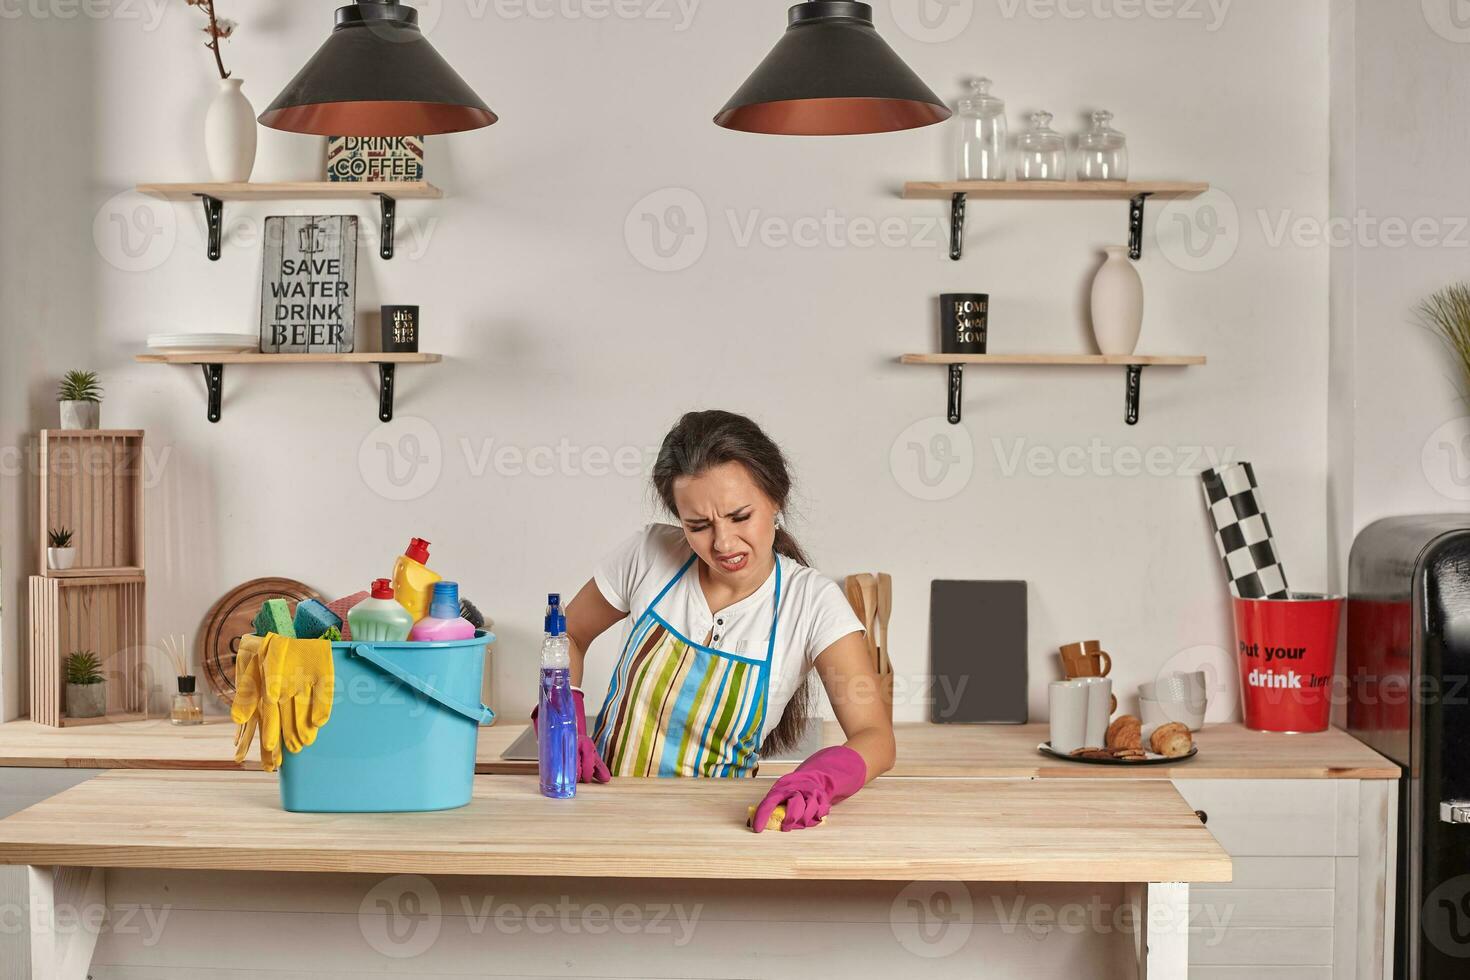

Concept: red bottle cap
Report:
left=370, top=579, right=395, bottom=600
left=404, top=537, right=431, bottom=565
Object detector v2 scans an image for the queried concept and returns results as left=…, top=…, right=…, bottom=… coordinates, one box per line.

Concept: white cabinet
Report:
left=1174, top=779, right=1397, bottom=980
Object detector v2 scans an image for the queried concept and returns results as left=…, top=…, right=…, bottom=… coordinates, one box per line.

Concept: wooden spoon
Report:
left=857, top=574, right=879, bottom=672
left=876, top=573, right=893, bottom=675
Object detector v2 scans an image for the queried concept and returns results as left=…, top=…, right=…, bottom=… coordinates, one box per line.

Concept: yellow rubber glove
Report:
left=230, top=634, right=267, bottom=766
left=262, top=636, right=335, bottom=758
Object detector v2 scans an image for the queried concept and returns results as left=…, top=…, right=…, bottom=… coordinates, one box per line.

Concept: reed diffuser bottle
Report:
left=172, top=675, right=204, bottom=726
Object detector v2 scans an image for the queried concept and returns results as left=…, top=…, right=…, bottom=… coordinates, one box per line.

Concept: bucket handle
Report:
left=350, top=644, right=497, bottom=726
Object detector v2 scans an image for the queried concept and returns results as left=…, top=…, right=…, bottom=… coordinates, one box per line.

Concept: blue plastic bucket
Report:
left=278, top=632, right=496, bottom=813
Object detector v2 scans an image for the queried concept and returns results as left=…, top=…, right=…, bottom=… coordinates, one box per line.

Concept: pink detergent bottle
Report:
left=409, top=581, right=478, bottom=642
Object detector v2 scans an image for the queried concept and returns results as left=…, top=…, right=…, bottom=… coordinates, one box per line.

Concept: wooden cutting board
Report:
left=929, top=580, right=1028, bottom=724
left=198, top=577, right=321, bottom=704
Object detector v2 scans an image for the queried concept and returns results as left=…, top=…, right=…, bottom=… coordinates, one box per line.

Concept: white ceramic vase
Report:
left=1090, top=246, right=1144, bottom=356
left=58, top=400, right=99, bottom=430
left=47, top=547, right=76, bottom=571
left=205, top=78, right=257, bottom=183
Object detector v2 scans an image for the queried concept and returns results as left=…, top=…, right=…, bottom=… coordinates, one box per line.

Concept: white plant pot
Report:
left=205, top=78, right=258, bottom=183
left=66, top=682, right=106, bottom=719
left=58, top=400, right=100, bottom=430
left=48, top=547, right=76, bottom=571
left=1090, top=246, right=1145, bottom=356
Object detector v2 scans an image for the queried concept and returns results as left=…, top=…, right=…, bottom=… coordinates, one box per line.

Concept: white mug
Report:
left=1075, top=677, right=1113, bottom=749
left=1049, top=680, right=1090, bottom=754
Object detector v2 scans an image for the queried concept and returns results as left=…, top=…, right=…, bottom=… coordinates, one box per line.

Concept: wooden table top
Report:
left=0, top=770, right=1233, bottom=883
left=0, top=719, right=1399, bottom=780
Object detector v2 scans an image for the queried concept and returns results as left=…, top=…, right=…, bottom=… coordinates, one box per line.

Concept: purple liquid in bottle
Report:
left=538, top=594, right=577, bottom=799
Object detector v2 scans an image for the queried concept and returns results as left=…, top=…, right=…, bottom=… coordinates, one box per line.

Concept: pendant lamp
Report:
left=260, top=0, right=497, bottom=137
left=715, top=2, right=951, bottom=136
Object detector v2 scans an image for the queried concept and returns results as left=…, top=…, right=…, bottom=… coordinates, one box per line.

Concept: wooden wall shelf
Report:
left=899, top=353, right=1207, bottom=425
left=134, top=352, right=443, bottom=424
left=900, top=180, right=1209, bottom=261
left=135, top=181, right=443, bottom=262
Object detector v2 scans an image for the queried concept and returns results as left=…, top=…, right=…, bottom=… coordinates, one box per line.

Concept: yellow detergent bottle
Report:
left=392, top=537, right=442, bottom=622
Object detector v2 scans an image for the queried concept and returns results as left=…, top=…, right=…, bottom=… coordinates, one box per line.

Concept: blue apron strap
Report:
left=646, top=554, right=698, bottom=615
left=766, top=557, right=783, bottom=661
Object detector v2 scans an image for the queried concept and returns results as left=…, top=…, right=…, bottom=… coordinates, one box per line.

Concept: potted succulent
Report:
left=47, top=527, right=76, bottom=571
left=57, top=371, right=102, bottom=430
left=64, top=651, right=107, bottom=719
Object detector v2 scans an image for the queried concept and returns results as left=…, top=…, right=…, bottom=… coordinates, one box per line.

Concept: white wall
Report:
left=1328, top=0, right=1470, bottom=581
left=1, top=1, right=1331, bottom=725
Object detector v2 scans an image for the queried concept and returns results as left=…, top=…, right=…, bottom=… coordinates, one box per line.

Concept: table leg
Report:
left=1129, top=881, right=1189, bottom=979
left=27, top=865, right=103, bottom=980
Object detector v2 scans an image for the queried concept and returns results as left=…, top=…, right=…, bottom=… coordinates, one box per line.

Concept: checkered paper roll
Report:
left=1200, top=463, right=1291, bottom=599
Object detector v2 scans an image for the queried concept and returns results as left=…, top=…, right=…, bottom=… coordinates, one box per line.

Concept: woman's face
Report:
left=671, top=461, right=779, bottom=588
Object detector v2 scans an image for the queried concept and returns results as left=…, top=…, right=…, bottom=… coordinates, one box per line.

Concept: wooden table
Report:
left=0, top=718, right=1400, bottom=780
left=2, top=771, right=1228, bottom=979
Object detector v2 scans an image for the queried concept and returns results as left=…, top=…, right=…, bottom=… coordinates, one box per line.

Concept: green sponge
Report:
left=252, top=598, right=296, bottom=638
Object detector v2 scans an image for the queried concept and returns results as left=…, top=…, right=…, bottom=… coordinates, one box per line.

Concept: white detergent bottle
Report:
left=347, top=579, right=415, bottom=643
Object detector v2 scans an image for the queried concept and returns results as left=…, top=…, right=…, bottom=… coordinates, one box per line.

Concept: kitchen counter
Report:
left=0, top=770, right=1231, bottom=882
left=0, top=718, right=1400, bottom=779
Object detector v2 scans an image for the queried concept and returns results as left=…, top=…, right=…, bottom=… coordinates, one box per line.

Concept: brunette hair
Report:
left=652, top=410, right=813, bottom=756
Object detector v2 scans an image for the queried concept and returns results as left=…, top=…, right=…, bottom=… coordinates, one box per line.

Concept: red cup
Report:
left=1232, top=593, right=1344, bottom=733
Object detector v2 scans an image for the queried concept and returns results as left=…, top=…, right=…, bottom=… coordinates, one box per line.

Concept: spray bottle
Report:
left=538, top=593, right=577, bottom=799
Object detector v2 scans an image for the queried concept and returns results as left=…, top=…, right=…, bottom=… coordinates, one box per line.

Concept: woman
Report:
left=558, top=410, right=894, bottom=832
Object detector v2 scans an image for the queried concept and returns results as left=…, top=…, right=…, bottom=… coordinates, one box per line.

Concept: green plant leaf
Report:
left=57, top=370, right=103, bottom=403
left=64, top=650, right=103, bottom=685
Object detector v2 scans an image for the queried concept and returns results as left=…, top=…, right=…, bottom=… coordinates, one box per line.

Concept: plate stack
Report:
left=147, top=333, right=258, bottom=355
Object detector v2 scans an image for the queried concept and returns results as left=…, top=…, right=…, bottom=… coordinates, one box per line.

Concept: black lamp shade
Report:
left=260, top=0, right=497, bottom=137
left=716, top=2, right=951, bottom=136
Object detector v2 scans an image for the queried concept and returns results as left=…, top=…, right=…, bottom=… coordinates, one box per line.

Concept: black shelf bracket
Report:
left=378, top=363, right=397, bottom=422
left=196, top=194, right=223, bottom=262
left=1129, top=193, right=1153, bottom=260
left=201, top=363, right=224, bottom=423
left=1125, top=365, right=1144, bottom=425
left=949, top=193, right=967, bottom=261
left=947, top=364, right=964, bottom=424
left=376, top=193, right=397, bottom=260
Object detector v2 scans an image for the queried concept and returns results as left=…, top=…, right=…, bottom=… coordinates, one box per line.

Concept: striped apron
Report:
left=593, top=555, right=779, bottom=778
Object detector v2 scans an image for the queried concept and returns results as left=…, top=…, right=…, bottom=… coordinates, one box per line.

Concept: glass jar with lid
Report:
left=1015, top=111, right=1067, bottom=181
left=954, top=77, right=1008, bottom=181
left=1075, top=110, right=1129, bottom=181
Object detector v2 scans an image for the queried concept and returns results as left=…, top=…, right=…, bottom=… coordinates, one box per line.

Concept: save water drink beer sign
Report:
left=259, top=216, right=358, bottom=353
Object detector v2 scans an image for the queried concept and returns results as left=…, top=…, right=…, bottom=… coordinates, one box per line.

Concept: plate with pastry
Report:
left=1037, top=716, right=1198, bottom=765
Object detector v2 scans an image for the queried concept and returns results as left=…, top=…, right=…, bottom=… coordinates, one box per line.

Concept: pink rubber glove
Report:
left=531, top=686, right=611, bottom=784
left=752, top=745, right=868, bottom=833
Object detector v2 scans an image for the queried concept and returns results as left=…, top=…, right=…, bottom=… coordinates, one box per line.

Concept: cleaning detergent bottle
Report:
left=347, top=579, right=415, bottom=642
left=538, top=594, right=577, bottom=799
left=409, top=582, right=478, bottom=642
left=392, top=537, right=442, bottom=621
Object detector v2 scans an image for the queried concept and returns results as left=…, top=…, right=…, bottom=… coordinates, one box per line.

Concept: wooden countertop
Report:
left=0, top=719, right=1400, bottom=780
left=0, top=770, right=1232, bottom=883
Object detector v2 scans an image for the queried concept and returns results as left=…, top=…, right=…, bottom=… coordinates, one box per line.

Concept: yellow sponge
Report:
left=746, top=804, right=826, bottom=832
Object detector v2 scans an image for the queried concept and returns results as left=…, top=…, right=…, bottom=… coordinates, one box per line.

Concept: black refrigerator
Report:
left=1348, top=515, right=1470, bottom=978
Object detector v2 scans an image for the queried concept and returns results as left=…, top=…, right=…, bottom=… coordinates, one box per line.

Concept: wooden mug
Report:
left=1059, top=639, right=1112, bottom=678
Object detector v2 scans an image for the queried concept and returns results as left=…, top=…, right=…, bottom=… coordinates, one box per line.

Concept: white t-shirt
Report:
left=592, top=524, right=864, bottom=745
